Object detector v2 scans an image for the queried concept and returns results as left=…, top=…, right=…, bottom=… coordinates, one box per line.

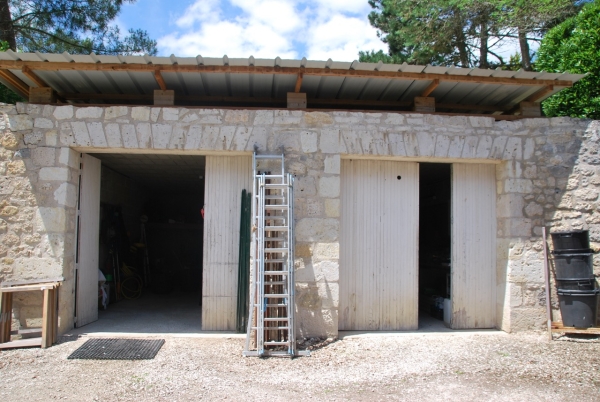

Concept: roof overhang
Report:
left=0, top=51, right=586, bottom=117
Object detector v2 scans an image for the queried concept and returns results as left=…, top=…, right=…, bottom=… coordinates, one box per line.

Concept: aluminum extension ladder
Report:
left=243, top=153, right=306, bottom=357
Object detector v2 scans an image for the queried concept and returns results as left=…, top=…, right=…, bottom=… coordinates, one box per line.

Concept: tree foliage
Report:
left=535, top=1, right=600, bottom=119
left=362, top=0, right=582, bottom=70
left=0, top=0, right=156, bottom=55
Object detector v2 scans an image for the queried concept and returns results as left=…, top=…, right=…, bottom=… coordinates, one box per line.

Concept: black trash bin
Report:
left=557, top=288, right=599, bottom=328
left=551, top=230, right=590, bottom=252
left=556, top=279, right=595, bottom=291
left=552, top=253, right=593, bottom=280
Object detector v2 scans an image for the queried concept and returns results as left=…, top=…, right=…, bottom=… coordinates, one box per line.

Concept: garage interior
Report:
left=87, top=153, right=205, bottom=333
left=419, top=163, right=452, bottom=329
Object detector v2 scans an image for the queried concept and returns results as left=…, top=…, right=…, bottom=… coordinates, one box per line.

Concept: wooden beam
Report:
left=420, top=79, right=439, bottom=97
left=413, top=97, right=435, bottom=112
left=154, top=89, right=174, bottom=106
left=436, top=103, right=510, bottom=112
left=21, top=66, right=48, bottom=88
left=294, top=73, right=303, bottom=93
left=0, top=60, right=574, bottom=88
left=154, top=69, right=167, bottom=91
left=525, top=85, right=554, bottom=102
left=287, top=92, right=306, bottom=109
left=0, top=69, right=29, bottom=98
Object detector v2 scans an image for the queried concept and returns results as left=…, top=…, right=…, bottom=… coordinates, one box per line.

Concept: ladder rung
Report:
left=264, top=184, right=289, bottom=188
left=264, top=317, right=289, bottom=322
left=264, top=260, right=286, bottom=264
left=264, top=205, right=288, bottom=210
left=265, top=195, right=285, bottom=200
left=255, top=155, right=283, bottom=160
left=264, top=226, right=288, bottom=231
left=265, top=248, right=288, bottom=253
left=264, top=237, right=286, bottom=242
left=264, top=341, right=290, bottom=345
left=266, top=303, right=287, bottom=307
left=265, top=281, right=286, bottom=285
left=264, top=216, right=285, bottom=220
left=264, top=294, right=289, bottom=298
left=263, top=271, right=289, bottom=275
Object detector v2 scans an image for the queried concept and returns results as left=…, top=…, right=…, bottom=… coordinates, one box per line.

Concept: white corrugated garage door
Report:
left=202, top=155, right=252, bottom=331
left=451, top=163, right=497, bottom=329
left=340, top=159, right=419, bottom=330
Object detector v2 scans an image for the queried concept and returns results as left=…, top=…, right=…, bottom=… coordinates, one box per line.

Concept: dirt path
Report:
left=1, top=332, right=599, bottom=401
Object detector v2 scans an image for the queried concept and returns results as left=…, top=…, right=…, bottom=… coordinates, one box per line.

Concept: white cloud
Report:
left=157, top=0, right=386, bottom=61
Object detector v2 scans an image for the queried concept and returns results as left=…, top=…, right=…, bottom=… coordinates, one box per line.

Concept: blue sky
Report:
left=117, top=0, right=387, bottom=61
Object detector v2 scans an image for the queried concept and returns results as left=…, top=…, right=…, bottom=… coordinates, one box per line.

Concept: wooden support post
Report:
left=0, top=292, right=13, bottom=343
left=287, top=92, right=306, bottom=109
left=29, top=87, right=57, bottom=104
left=519, top=101, right=542, bottom=117
left=154, top=89, right=174, bottom=106
left=41, top=288, right=52, bottom=348
left=413, top=97, right=435, bottom=113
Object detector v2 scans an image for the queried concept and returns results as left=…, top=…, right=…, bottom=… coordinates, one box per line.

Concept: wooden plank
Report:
left=551, top=322, right=600, bottom=334
left=294, top=73, right=303, bottom=93
left=451, top=164, right=497, bottom=329
left=0, top=69, right=29, bottom=98
left=1, top=277, right=64, bottom=287
left=414, top=97, right=435, bottom=112
left=0, top=60, right=574, bottom=87
left=202, top=156, right=252, bottom=330
left=287, top=92, right=306, bottom=109
left=0, top=283, right=58, bottom=293
left=154, top=89, right=174, bottom=106
left=76, top=154, right=101, bottom=328
left=340, top=159, right=419, bottom=330
left=41, top=289, right=52, bottom=348
left=519, top=101, right=542, bottom=117
left=0, top=337, right=43, bottom=349
left=0, top=292, right=12, bottom=343
left=154, top=69, right=167, bottom=91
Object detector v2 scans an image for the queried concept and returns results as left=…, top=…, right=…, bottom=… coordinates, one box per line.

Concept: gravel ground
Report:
left=1, top=332, right=599, bottom=401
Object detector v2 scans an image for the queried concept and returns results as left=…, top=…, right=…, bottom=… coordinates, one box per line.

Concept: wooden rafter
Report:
left=154, top=69, right=167, bottom=91
left=525, top=85, right=554, bottom=102
left=21, top=66, right=48, bottom=88
left=0, top=60, right=574, bottom=88
left=294, top=73, right=303, bottom=93
left=0, top=69, right=29, bottom=98
left=420, top=79, right=439, bottom=97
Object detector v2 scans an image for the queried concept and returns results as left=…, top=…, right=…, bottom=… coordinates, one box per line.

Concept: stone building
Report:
left=0, top=53, right=598, bottom=340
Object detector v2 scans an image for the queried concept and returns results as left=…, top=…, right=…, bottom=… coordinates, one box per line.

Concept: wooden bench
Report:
left=0, top=278, right=63, bottom=349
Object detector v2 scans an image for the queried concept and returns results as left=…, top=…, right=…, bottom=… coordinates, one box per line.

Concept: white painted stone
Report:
left=224, top=110, right=250, bottom=124
left=34, top=208, right=67, bottom=232
left=39, top=167, right=70, bottom=181
left=254, top=110, right=274, bottom=125
left=384, top=114, right=405, bottom=125
left=169, top=125, right=186, bottom=149
left=416, top=132, right=436, bottom=157
left=162, top=108, right=179, bottom=121
left=324, top=199, right=340, bottom=217
left=490, top=136, right=508, bottom=158
left=475, top=136, right=492, bottom=158
left=59, top=122, right=75, bottom=146
left=31, top=147, right=56, bottom=167
left=340, top=129, right=360, bottom=154
left=324, top=155, right=340, bottom=174
left=136, top=123, right=152, bottom=148
left=447, top=136, right=465, bottom=158
left=45, top=130, right=58, bottom=146
left=34, top=118, right=54, bottom=129
left=198, top=115, right=222, bottom=124
left=104, top=123, right=122, bottom=148
left=131, top=107, right=150, bottom=121
left=504, top=137, right=523, bottom=160
left=469, top=116, right=494, bottom=128
left=231, top=126, right=252, bottom=151
left=319, top=176, right=340, bottom=198
left=70, top=121, right=91, bottom=146
left=75, top=107, right=103, bottom=119
left=320, top=129, right=340, bottom=154
left=150, top=108, right=160, bottom=122
left=296, top=218, right=339, bottom=242
left=461, top=136, right=479, bottom=158
left=87, top=122, right=108, bottom=147
left=387, top=133, right=407, bottom=156
left=184, top=125, right=203, bottom=150
left=54, top=183, right=77, bottom=207
left=245, top=126, right=268, bottom=151
left=200, top=126, right=219, bottom=149
left=403, top=133, right=419, bottom=156
left=53, top=106, right=74, bottom=120
left=434, top=135, right=450, bottom=157
left=151, top=124, right=173, bottom=149
left=59, top=148, right=80, bottom=169
left=8, top=115, right=33, bottom=131
left=300, top=131, right=318, bottom=153
left=121, top=124, right=138, bottom=148
left=182, top=113, right=200, bottom=123
left=105, top=106, right=128, bottom=120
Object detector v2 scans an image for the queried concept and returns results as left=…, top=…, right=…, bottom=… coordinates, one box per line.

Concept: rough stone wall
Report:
left=1, top=102, right=598, bottom=336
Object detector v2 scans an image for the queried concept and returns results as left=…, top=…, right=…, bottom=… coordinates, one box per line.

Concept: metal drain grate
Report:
left=67, top=338, right=165, bottom=360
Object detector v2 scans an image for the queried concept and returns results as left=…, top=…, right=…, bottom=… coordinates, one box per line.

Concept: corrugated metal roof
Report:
left=0, top=51, right=586, bottom=115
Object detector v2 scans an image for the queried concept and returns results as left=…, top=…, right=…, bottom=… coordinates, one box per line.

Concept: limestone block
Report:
left=416, top=132, right=436, bottom=157
left=119, top=124, right=137, bottom=148
left=304, top=198, right=323, bottom=217
left=218, top=126, right=236, bottom=150
left=136, top=123, right=151, bottom=148
left=461, top=136, right=479, bottom=158
left=34, top=208, right=66, bottom=232
left=131, top=107, right=150, bottom=121
left=45, top=130, right=58, bottom=146
left=333, top=113, right=362, bottom=125
left=504, top=137, right=523, bottom=160
left=340, top=129, right=361, bottom=154
left=360, top=129, right=387, bottom=155
left=324, top=199, right=340, bottom=218
left=184, top=125, right=202, bottom=150
left=384, top=113, right=405, bottom=125
left=75, top=107, right=103, bottom=119
left=104, top=123, right=122, bottom=148
left=434, top=135, right=450, bottom=157
left=475, top=136, right=492, bottom=158
left=319, top=176, right=340, bottom=198
left=296, top=285, right=321, bottom=309
left=508, top=255, right=544, bottom=283
left=224, top=110, right=250, bottom=124
left=0, top=203, right=18, bottom=217
left=150, top=107, right=161, bottom=122
left=313, top=242, right=339, bottom=260
left=245, top=126, right=268, bottom=152
left=162, top=108, right=179, bottom=121
left=406, top=117, right=424, bottom=125
left=105, top=106, right=128, bottom=120
left=469, top=116, right=494, bottom=128
left=151, top=124, right=173, bottom=149
left=320, top=129, right=340, bottom=154
left=254, top=110, right=274, bottom=125
left=447, top=136, right=465, bottom=158
left=324, top=155, right=340, bottom=174
left=296, top=218, right=339, bottom=242
left=524, top=202, right=543, bottom=217
left=304, top=112, right=333, bottom=126
left=54, top=183, right=77, bottom=207
left=523, top=138, right=535, bottom=160
left=14, top=257, right=62, bottom=278
left=198, top=114, right=222, bottom=124
left=199, top=126, right=219, bottom=149
left=403, top=133, right=419, bottom=157
left=33, top=118, right=54, bottom=129
left=300, top=131, right=318, bottom=153
left=295, top=176, right=316, bottom=196
left=490, top=136, right=508, bottom=159
left=53, top=106, right=73, bottom=120
left=8, top=115, right=33, bottom=131
left=295, top=260, right=316, bottom=282
left=70, top=121, right=91, bottom=147
left=287, top=160, right=307, bottom=175
left=499, top=218, right=532, bottom=237
left=497, top=194, right=525, bottom=218
left=87, top=122, right=108, bottom=147
left=39, top=167, right=69, bottom=181
left=574, top=188, right=599, bottom=201
left=7, top=160, right=26, bottom=175
left=31, top=147, right=56, bottom=167
left=509, top=284, right=523, bottom=307
left=0, top=163, right=6, bottom=177
left=59, top=147, right=80, bottom=169
left=504, top=179, right=533, bottom=193
left=58, top=122, right=75, bottom=147
left=2, top=132, right=21, bottom=149
left=317, top=281, right=339, bottom=308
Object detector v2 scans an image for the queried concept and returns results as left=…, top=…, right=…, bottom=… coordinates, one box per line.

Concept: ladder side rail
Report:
left=245, top=155, right=259, bottom=352
left=287, top=173, right=296, bottom=355
left=257, top=174, right=266, bottom=355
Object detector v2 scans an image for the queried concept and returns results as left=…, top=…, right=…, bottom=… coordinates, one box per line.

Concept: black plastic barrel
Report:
left=552, top=253, right=593, bottom=280
left=551, top=230, right=590, bottom=251
left=557, top=288, right=599, bottom=328
left=556, top=279, right=595, bottom=291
